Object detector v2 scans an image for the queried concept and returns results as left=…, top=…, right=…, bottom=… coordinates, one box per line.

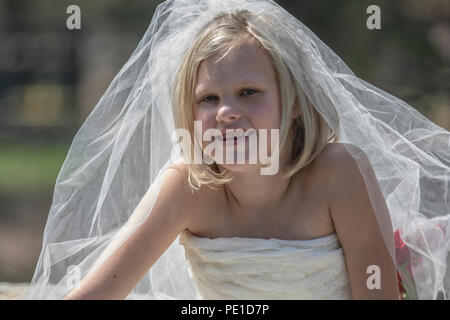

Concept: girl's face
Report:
left=193, top=37, right=284, bottom=172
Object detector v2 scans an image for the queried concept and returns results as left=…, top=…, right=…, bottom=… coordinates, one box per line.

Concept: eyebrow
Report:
left=194, top=80, right=266, bottom=98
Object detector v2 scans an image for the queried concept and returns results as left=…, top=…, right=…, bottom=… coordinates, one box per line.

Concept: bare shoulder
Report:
left=151, top=162, right=195, bottom=223
left=307, top=142, right=375, bottom=210
left=167, top=161, right=190, bottom=183
left=310, top=142, right=368, bottom=172
left=316, top=143, right=382, bottom=217
left=164, top=161, right=212, bottom=228
left=321, top=142, right=374, bottom=187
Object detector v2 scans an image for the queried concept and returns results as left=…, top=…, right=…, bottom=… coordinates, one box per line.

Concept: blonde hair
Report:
left=172, top=10, right=339, bottom=191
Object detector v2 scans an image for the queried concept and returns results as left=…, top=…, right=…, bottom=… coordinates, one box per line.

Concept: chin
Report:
left=216, top=161, right=261, bottom=173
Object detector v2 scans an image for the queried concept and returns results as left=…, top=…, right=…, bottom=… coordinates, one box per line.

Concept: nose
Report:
left=216, top=104, right=242, bottom=123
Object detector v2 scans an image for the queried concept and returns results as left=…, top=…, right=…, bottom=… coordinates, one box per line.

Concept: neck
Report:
left=218, top=134, right=296, bottom=216
left=223, top=170, right=294, bottom=215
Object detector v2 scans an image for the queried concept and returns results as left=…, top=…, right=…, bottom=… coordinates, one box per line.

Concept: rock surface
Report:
left=0, top=282, right=29, bottom=300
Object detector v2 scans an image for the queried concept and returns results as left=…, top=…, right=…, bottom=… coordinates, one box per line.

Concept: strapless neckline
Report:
left=181, top=229, right=338, bottom=245
left=178, top=229, right=351, bottom=299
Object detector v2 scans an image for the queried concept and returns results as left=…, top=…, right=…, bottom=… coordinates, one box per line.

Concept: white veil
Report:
left=27, top=0, right=450, bottom=300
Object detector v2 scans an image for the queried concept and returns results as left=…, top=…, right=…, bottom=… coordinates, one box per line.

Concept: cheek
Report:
left=194, top=109, right=208, bottom=121
left=194, top=108, right=215, bottom=134
left=254, top=99, right=281, bottom=129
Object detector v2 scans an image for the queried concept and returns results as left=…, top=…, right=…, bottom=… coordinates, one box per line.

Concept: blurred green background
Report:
left=0, top=0, right=448, bottom=283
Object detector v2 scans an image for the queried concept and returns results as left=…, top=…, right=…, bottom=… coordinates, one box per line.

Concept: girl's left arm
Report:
left=326, top=143, right=400, bottom=300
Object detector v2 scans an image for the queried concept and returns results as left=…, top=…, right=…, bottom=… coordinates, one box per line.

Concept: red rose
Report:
left=394, top=229, right=411, bottom=266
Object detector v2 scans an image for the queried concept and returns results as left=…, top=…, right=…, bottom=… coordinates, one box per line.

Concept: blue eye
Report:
left=201, top=96, right=217, bottom=103
left=242, top=89, right=257, bottom=96
left=198, top=89, right=258, bottom=104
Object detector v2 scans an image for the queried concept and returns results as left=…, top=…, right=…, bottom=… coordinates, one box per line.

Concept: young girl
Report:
left=28, top=0, right=449, bottom=300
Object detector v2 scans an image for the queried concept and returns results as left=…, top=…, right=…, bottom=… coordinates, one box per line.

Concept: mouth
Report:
left=218, top=130, right=256, bottom=146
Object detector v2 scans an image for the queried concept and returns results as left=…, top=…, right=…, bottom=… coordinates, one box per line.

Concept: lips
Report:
left=216, top=128, right=253, bottom=141
left=220, top=130, right=256, bottom=146
left=223, top=134, right=245, bottom=145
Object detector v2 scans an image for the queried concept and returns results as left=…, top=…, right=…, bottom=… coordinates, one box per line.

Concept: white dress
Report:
left=179, top=229, right=352, bottom=299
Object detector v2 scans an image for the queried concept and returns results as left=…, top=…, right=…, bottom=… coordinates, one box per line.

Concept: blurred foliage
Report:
left=278, top=0, right=449, bottom=121
left=0, top=141, right=68, bottom=194
left=0, top=0, right=448, bottom=132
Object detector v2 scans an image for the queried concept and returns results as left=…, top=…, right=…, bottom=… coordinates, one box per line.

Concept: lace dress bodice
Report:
left=179, top=229, right=352, bottom=299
